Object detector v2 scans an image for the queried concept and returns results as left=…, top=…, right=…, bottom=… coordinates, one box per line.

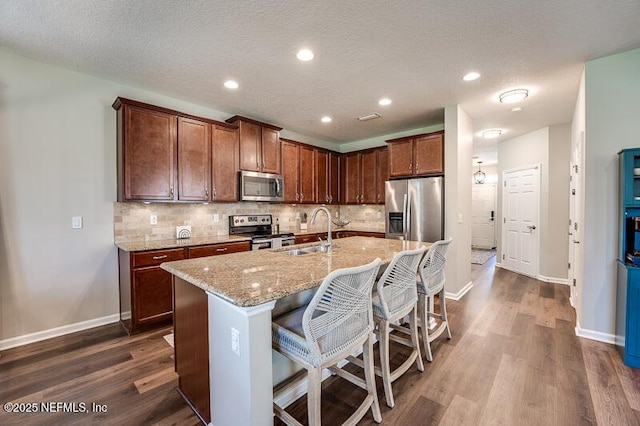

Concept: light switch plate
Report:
left=150, top=215, right=158, bottom=225
left=71, top=216, right=83, bottom=229
left=213, top=214, right=220, bottom=223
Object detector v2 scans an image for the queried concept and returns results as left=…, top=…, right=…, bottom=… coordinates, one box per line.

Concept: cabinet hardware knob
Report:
left=152, top=255, right=168, bottom=260
left=170, top=186, right=174, bottom=197
left=213, top=188, right=217, bottom=198
left=205, top=189, right=209, bottom=197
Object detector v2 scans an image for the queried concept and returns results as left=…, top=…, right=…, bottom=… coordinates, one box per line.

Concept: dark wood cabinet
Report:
left=226, top=116, right=282, bottom=174
left=281, top=139, right=315, bottom=203
left=114, top=98, right=238, bottom=203
left=316, top=150, right=340, bottom=204
left=118, top=241, right=250, bottom=335
left=388, top=131, right=444, bottom=178
left=178, top=117, right=210, bottom=202
left=119, top=247, right=186, bottom=334
left=211, top=125, right=239, bottom=202
left=341, top=147, right=387, bottom=204
left=117, top=102, right=177, bottom=201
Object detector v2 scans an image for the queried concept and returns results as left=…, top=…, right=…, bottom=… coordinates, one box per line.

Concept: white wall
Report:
left=444, top=105, right=473, bottom=297
left=579, top=47, right=640, bottom=337
left=497, top=125, right=570, bottom=281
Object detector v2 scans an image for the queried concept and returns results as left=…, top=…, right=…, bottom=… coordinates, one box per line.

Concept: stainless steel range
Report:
left=229, top=214, right=295, bottom=250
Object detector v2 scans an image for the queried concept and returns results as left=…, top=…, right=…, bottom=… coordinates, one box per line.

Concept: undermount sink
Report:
left=280, top=245, right=331, bottom=256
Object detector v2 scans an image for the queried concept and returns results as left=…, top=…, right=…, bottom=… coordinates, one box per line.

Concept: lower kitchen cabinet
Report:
left=118, top=241, right=250, bottom=334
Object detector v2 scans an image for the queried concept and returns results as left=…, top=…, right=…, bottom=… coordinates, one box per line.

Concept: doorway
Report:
left=472, top=183, right=497, bottom=249
left=502, top=165, right=540, bottom=277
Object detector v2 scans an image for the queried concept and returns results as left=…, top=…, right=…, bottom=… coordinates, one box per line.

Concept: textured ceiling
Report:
left=2, top=0, right=640, bottom=164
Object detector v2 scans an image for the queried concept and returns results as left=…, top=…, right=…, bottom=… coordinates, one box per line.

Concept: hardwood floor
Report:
left=2, top=258, right=639, bottom=425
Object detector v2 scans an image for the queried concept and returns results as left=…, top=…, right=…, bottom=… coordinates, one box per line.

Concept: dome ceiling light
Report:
left=481, top=129, right=502, bottom=139
left=499, top=88, right=528, bottom=104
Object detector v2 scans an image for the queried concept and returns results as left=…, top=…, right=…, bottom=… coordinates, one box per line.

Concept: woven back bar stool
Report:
left=417, top=237, right=453, bottom=361
left=272, top=258, right=383, bottom=426
left=371, top=246, right=426, bottom=408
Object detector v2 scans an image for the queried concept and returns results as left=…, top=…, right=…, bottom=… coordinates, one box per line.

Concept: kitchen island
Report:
left=161, top=236, right=428, bottom=426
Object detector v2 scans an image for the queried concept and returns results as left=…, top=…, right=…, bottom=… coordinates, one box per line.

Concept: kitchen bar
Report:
left=161, top=236, right=428, bottom=425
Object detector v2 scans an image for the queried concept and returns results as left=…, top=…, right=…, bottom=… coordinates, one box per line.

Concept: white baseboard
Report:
left=0, top=314, right=120, bottom=351
left=445, top=281, right=473, bottom=301
left=495, top=262, right=502, bottom=268
left=574, top=321, right=616, bottom=345
left=537, top=275, right=569, bottom=285
left=569, top=295, right=575, bottom=308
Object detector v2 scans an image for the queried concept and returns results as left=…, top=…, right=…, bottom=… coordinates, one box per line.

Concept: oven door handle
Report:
left=252, top=238, right=271, bottom=244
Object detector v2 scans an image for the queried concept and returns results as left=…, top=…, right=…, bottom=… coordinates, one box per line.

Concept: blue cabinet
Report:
left=617, top=149, right=640, bottom=367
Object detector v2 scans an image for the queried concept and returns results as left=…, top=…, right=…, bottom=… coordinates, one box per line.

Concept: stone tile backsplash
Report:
left=113, top=202, right=385, bottom=243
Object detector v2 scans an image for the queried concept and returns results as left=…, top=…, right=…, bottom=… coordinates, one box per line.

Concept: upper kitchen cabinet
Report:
left=211, top=125, right=239, bottom=202
left=114, top=98, right=177, bottom=201
left=177, top=116, right=210, bottom=202
left=225, top=116, right=282, bottom=174
left=113, top=97, right=239, bottom=203
left=341, top=147, right=388, bottom=204
left=387, top=130, right=444, bottom=178
left=281, top=139, right=316, bottom=203
left=316, top=149, right=340, bottom=204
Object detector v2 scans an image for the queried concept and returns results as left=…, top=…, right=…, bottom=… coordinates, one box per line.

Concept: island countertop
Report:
left=160, top=236, right=429, bottom=307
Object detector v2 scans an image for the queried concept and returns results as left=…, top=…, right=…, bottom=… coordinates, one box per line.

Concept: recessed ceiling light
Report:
left=499, top=88, right=528, bottom=103
left=224, top=80, right=239, bottom=89
left=463, top=72, right=480, bottom=81
left=321, top=116, right=332, bottom=123
left=378, top=98, right=392, bottom=106
left=481, top=129, right=502, bottom=139
left=511, top=107, right=523, bottom=112
left=297, top=49, right=314, bottom=61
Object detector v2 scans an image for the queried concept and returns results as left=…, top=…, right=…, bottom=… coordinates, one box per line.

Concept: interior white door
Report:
left=472, top=183, right=496, bottom=249
left=502, top=166, right=540, bottom=277
left=568, top=131, right=584, bottom=306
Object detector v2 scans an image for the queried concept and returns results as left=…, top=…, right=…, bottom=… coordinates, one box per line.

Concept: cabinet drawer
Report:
left=295, top=234, right=317, bottom=244
left=132, top=248, right=186, bottom=268
left=188, top=241, right=250, bottom=258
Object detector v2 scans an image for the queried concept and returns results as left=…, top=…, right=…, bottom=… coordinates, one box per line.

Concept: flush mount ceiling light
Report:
left=474, top=161, right=486, bottom=184
left=499, top=88, right=528, bottom=103
left=321, top=116, right=332, bottom=123
left=378, top=98, right=392, bottom=106
left=463, top=71, right=480, bottom=81
left=296, top=49, right=314, bottom=61
left=511, top=107, right=523, bottom=112
left=224, top=80, right=239, bottom=89
left=357, top=112, right=381, bottom=121
left=481, top=129, right=502, bottom=139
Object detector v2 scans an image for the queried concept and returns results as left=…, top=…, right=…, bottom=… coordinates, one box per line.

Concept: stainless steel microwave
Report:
left=240, top=171, right=284, bottom=202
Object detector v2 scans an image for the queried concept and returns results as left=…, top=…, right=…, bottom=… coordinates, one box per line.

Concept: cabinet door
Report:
left=376, top=147, right=389, bottom=204
left=261, top=127, right=281, bottom=174
left=299, top=145, right=316, bottom=203
left=281, top=141, right=300, bottom=203
left=212, top=126, right=239, bottom=201
left=178, top=117, right=210, bottom=201
left=316, top=150, right=329, bottom=204
left=238, top=120, right=261, bottom=171
left=361, top=150, right=377, bottom=204
left=329, top=153, right=340, bottom=204
left=133, top=267, right=173, bottom=325
left=343, top=153, right=361, bottom=204
left=414, top=132, right=444, bottom=175
left=388, top=138, right=413, bottom=178
left=124, top=105, right=176, bottom=200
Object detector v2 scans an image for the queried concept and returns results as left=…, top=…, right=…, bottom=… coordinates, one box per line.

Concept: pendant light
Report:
left=474, top=161, right=486, bottom=184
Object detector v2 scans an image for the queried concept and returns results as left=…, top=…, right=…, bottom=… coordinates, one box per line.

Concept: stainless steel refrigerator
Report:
left=385, top=177, right=444, bottom=242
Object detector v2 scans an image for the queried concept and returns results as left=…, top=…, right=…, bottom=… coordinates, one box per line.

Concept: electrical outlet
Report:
left=335, top=211, right=339, bottom=218
left=71, top=216, right=83, bottom=229
left=213, top=214, right=220, bottom=223
left=231, top=328, right=240, bottom=356
left=377, top=211, right=382, bottom=219
left=150, top=215, right=158, bottom=225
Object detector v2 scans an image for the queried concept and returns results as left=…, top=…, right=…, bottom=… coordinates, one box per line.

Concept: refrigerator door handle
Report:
left=405, top=192, right=411, bottom=240
left=403, top=193, right=408, bottom=240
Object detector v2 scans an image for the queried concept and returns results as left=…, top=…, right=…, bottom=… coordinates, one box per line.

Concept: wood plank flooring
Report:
left=2, top=257, right=640, bottom=425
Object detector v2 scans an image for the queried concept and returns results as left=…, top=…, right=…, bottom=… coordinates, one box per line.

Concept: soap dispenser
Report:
left=275, top=217, right=280, bottom=234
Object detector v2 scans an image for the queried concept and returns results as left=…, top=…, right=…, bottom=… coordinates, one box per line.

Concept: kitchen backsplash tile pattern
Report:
left=113, top=202, right=385, bottom=243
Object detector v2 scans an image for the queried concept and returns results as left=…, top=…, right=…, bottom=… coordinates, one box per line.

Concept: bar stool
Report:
left=371, top=246, right=426, bottom=408
left=417, top=238, right=453, bottom=361
left=272, top=258, right=383, bottom=426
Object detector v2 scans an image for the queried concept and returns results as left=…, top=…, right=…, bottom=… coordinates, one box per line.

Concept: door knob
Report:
left=527, top=225, right=537, bottom=230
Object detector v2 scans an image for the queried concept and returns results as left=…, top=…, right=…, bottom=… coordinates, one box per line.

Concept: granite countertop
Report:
left=115, top=235, right=251, bottom=252
left=161, top=236, right=429, bottom=307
